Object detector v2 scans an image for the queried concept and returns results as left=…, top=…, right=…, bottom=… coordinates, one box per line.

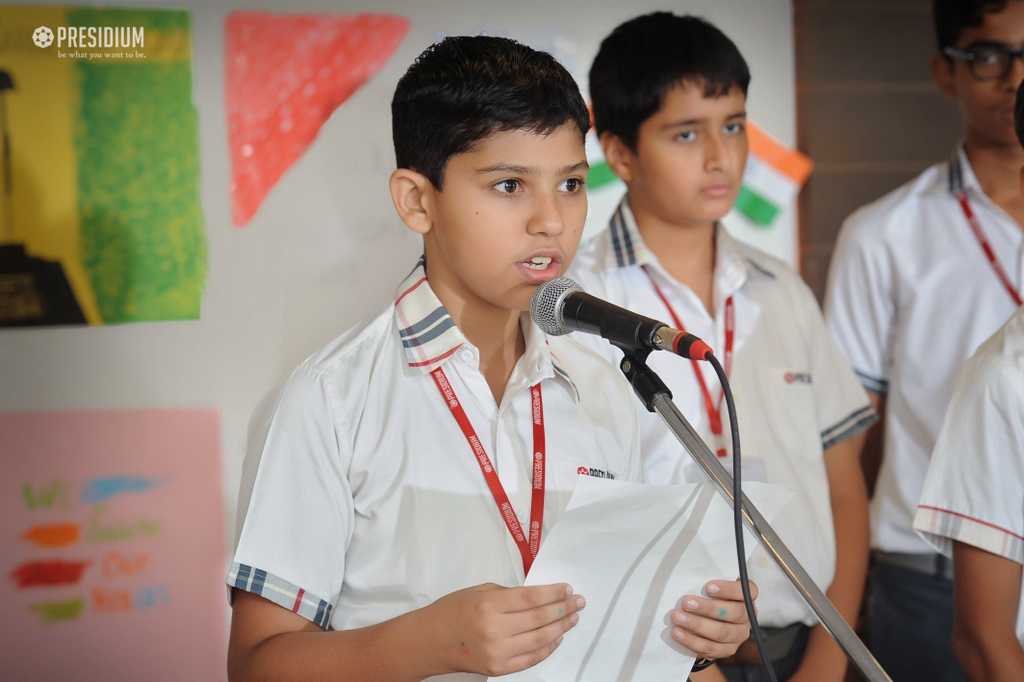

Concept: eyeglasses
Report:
left=943, top=44, right=1024, bottom=81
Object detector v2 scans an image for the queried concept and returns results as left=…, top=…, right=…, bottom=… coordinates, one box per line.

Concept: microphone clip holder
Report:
left=616, top=346, right=671, bottom=414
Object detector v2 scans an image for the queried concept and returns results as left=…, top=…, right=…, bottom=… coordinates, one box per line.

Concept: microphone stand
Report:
left=616, top=347, right=892, bottom=682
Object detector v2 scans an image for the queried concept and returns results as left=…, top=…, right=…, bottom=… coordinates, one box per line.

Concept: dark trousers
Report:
left=717, top=644, right=806, bottom=682
left=867, top=560, right=967, bottom=682
left=717, top=626, right=810, bottom=682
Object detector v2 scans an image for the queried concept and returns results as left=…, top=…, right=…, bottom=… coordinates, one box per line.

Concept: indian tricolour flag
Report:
left=734, top=122, right=813, bottom=227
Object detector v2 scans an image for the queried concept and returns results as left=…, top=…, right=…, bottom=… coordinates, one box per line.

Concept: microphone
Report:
left=530, top=277, right=712, bottom=361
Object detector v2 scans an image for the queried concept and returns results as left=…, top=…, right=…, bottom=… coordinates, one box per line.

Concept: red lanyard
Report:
left=957, top=191, right=1023, bottom=306
left=430, top=366, right=545, bottom=574
left=643, top=266, right=733, bottom=458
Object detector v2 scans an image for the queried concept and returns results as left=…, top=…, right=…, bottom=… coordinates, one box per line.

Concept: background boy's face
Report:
left=605, top=83, right=747, bottom=229
left=419, top=124, right=588, bottom=313
left=934, top=1, right=1024, bottom=147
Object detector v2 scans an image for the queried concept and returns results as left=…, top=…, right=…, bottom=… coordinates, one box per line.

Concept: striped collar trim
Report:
left=604, top=199, right=655, bottom=270
left=393, top=258, right=467, bottom=375
left=392, top=259, right=579, bottom=399
left=602, top=197, right=768, bottom=290
left=947, top=144, right=982, bottom=196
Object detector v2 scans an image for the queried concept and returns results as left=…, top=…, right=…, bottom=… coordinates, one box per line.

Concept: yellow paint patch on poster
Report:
left=0, top=6, right=101, bottom=323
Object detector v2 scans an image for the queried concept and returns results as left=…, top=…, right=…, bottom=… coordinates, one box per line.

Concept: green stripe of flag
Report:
left=735, top=185, right=780, bottom=227
left=586, top=160, right=620, bottom=191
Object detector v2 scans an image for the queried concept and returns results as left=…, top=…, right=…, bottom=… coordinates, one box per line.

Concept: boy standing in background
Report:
left=569, top=12, right=874, bottom=682
left=912, top=81, right=1024, bottom=682
left=826, top=2, right=1024, bottom=680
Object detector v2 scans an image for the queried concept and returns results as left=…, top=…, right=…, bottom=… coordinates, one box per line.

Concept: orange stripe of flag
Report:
left=21, top=523, right=81, bottom=548
left=747, top=122, right=813, bottom=186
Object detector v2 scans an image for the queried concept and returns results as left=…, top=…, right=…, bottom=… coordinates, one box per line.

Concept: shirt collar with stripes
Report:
left=392, top=258, right=579, bottom=400
left=602, top=197, right=766, bottom=293
left=947, top=144, right=985, bottom=198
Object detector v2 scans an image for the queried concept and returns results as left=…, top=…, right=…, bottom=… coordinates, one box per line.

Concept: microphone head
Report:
left=530, top=276, right=583, bottom=335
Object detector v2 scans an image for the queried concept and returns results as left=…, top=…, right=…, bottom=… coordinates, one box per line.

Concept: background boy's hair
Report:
left=589, top=12, right=750, bottom=151
left=392, top=36, right=590, bottom=190
left=934, top=0, right=1009, bottom=51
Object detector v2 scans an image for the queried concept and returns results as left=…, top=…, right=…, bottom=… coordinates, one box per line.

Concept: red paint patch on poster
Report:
left=225, top=12, right=410, bottom=226
left=11, top=559, right=91, bottom=588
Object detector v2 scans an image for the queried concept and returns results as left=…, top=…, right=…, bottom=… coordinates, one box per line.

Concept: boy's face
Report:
left=604, top=82, right=747, bottom=229
left=934, top=1, right=1024, bottom=147
left=408, top=124, right=588, bottom=314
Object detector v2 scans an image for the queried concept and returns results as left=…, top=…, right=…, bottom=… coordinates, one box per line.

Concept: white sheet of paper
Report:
left=495, top=478, right=796, bottom=682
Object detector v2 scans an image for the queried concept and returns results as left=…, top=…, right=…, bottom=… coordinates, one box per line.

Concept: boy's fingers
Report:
left=678, top=595, right=748, bottom=624
left=509, top=607, right=579, bottom=655
left=705, top=578, right=758, bottom=603
left=505, top=633, right=565, bottom=673
left=670, top=622, right=748, bottom=661
left=512, top=593, right=586, bottom=632
left=504, top=583, right=574, bottom=613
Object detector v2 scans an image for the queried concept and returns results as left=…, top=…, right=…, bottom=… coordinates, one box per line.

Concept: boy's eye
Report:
left=494, top=179, right=520, bottom=194
left=676, top=131, right=696, bottom=142
left=724, top=122, right=745, bottom=135
left=558, top=178, right=584, bottom=193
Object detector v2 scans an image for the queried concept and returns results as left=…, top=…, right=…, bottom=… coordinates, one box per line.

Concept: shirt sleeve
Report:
left=824, top=210, right=895, bottom=396
left=227, top=364, right=355, bottom=628
left=803, top=279, right=879, bottom=451
left=915, top=352, right=1024, bottom=565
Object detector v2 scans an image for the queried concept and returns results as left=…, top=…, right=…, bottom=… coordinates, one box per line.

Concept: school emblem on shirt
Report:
left=577, top=467, right=615, bottom=479
left=784, top=371, right=812, bottom=385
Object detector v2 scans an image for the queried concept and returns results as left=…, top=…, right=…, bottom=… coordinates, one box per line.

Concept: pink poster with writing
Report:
left=0, top=408, right=226, bottom=681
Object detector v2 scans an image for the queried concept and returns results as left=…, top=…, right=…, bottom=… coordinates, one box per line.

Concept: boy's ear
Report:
left=931, top=53, right=958, bottom=101
left=599, top=131, right=636, bottom=184
left=389, top=168, right=435, bottom=235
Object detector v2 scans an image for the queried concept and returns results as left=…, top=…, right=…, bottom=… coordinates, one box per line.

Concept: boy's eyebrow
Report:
left=560, top=161, right=590, bottom=174
left=475, top=161, right=590, bottom=175
left=476, top=163, right=534, bottom=175
left=663, top=111, right=747, bottom=129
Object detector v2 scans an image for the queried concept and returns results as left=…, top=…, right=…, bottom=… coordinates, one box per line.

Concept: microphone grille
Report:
left=530, top=276, right=583, bottom=336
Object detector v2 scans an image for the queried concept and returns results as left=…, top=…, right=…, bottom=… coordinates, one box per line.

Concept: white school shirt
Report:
left=825, top=147, right=1023, bottom=555
left=568, top=198, right=876, bottom=627
left=915, top=307, right=1024, bottom=646
left=227, top=259, right=643, bottom=681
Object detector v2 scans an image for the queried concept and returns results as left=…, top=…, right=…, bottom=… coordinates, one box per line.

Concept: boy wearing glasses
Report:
left=825, top=2, right=1024, bottom=681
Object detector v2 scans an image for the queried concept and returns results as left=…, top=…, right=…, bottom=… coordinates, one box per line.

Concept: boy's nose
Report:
left=1006, top=54, right=1024, bottom=91
left=704, top=133, right=727, bottom=172
left=527, top=191, right=566, bottom=236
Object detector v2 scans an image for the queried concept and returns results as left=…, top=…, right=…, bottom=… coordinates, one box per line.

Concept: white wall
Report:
left=0, top=0, right=796, bottom=571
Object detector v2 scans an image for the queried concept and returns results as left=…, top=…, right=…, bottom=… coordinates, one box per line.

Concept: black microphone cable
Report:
left=705, top=350, right=778, bottom=682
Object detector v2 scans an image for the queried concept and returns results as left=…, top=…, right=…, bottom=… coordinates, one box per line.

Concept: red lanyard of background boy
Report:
left=431, top=366, right=545, bottom=575
left=956, top=191, right=1023, bottom=306
left=643, top=265, right=733, bottom=458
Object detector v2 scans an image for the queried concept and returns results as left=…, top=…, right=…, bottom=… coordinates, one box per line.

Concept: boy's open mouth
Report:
left=521, top=256, right=553, bottom=270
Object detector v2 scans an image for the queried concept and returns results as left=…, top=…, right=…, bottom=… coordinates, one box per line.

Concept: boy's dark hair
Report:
left=392, top=36, right=590, bottom=190
left=934, top=0, right=1009, bottom=51
left=589, top=12, right=750, bottom=151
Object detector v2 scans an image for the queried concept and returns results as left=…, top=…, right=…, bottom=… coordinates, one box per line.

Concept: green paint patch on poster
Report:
left=71, top=8, right=206, bottom=323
